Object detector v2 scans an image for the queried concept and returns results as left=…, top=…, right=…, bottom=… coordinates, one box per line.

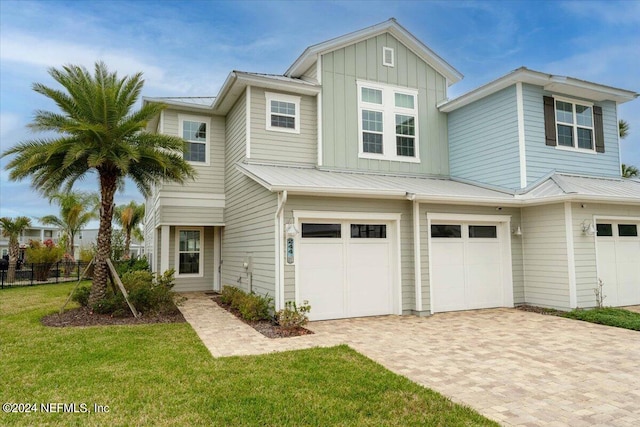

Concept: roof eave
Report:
left=439, top=68, right=638, bottom=112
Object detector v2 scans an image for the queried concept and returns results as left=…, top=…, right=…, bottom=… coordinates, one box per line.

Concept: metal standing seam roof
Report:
left=237, top=163, right=515, bottom=203
left=518, top=173, right=640, bottom=202
left=237, top=163, right=640, bottom=206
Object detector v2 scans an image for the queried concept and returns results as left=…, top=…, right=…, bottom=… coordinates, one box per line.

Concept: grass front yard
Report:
left=562, top=307, right=640, bottom=331
left=0, top=283, right=497, bottom=426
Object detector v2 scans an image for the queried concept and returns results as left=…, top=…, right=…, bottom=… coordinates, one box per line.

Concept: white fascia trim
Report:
left=157, top=222, right=225, bottom=227
left=317, top=53, right=323, bottom=167
left=174, top=226, right=205, bottom=278
left=564, top=202, right=578, bottom=308
left=593, top=215, right=640, bottom=222
left=293, top=210, right=402, bottom=222
left=413, top=200, right=422, bottom=312
left=516, top=82, right=527, bottom=188
left=246, top=86, right=251, bottom=159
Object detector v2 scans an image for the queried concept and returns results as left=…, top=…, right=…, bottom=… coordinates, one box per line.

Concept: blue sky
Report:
left=1, top=0, right=639, bottom=226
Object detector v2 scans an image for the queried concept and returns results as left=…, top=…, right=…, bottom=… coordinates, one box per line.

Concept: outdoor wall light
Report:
left=285, top=222, right=299, bottom=238
left=581, top=221, right=596, bottom=236
left=512, top=226, right=522, bottom=237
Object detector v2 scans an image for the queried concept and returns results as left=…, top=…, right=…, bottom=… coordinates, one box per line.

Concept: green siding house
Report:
left=144, top=19, right=639, bottom=320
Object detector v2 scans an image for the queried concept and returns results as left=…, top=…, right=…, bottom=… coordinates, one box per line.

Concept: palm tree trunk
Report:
left=89, top=173, right=117, bottom=306
left=7, top=239, right=18, bottom=283
left=124, top=229, right=131, bottom=259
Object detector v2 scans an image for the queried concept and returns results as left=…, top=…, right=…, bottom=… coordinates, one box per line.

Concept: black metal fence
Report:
left=0, top=261, right=92, bottom=289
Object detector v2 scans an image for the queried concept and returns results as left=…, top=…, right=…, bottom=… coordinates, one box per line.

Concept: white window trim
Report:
left=265, top=92, right=301, bottom=134
left=552, top=95, right=595, bottom=153
left=178, top=114, right=211, bottom=166
left=357, top=80, right=420, bottom=163
left=382, top=47, right=394, bottom=67
left=175, top=226, right=204, bottom=278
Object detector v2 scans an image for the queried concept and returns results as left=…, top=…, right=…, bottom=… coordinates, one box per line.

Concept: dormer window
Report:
left=265, top=92, right=300, bottom=134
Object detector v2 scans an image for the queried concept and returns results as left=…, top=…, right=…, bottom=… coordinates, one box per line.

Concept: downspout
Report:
left=275, top=191, right=288, bottom=311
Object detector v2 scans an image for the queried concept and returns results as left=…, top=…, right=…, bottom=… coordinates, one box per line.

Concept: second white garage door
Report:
left=297, top=220, right=397, bottom=321
left=429, top=219, right=513, bottom=313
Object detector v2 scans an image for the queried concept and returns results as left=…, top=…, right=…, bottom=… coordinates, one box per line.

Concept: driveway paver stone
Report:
left=179, top=292, right=640, bottom=427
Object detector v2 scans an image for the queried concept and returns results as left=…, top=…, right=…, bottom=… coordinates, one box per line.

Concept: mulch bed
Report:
left=516, top=304, right=563, bottom=315
left=211, top=295, right=313, bottom=339
left=41, top=306, right=186, bottom=327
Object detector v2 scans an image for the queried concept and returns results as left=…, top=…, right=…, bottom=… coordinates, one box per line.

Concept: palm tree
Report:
left=0, top=216, right=32, bottom=282
left=41, top=191, right=99, bottom=259
left=2, top=62, right=195, bottom=305
left=619, top=119, right=629, bottom=140
left=622, top=164, right=639, bottom=178
left=113, top=201, right=145, bottom=259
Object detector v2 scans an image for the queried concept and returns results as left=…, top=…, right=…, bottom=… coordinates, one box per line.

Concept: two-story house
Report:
left=143, top=19, right=639, bottom=320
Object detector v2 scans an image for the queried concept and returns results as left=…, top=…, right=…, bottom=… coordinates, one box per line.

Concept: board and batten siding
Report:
left=521, top=203, right=571, bottom=309
left=321, top=32, right=449, bottom=175
left=448, top=86, right=521, bottom=189
left=418, top=204, right=524, bottom=311
left=282, top=196, right=415, bottom=312
left=250, top=87, right=317, bottom=165
left=570, top=202, right=640, bottom=308
left=159, top=109, right=226, bottom=194
left=169, top=226, right=216, bottom=292
left=523, top=84, right=621, bottom=182
left=221, top=91, right=278, bottom=297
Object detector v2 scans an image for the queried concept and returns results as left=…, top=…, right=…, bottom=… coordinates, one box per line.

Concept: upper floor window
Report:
left=555, top=99, right=594, bottom=150
left=179, top=115, right=211, bottom=164
left=357, top=80, right=419, bottom=163
left=543, top=95, right=604, bottom=153
left=265, top=92, right=300, bottom=134
left=382, top=47, right=394, bottom=67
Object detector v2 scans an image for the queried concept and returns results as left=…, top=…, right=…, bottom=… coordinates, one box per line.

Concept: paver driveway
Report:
left=180, top=293, right=640, bottom=426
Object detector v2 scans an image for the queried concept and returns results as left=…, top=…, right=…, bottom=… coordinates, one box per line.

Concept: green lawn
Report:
left=0, top=283, right=496, bottom=426
left=562, top=307, right=640, bottom=331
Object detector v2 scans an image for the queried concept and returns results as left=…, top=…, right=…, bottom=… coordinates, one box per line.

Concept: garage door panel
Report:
left=299, top=242, right=345, bottom=320
left=432, top=266, right=466, bottom=312
left=348, top=242, right=391, bottom=316
left=596, top=222, right=640, bottom=307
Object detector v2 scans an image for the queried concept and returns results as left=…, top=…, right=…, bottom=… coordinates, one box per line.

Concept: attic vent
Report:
left=382, top=47, right=394, bottom=67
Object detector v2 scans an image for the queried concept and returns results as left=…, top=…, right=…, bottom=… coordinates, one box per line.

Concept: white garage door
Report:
left=430, top=222, right=512, bottom=313
left=298, top=221, right=395, bottom=320
left=596, top=221, right=640, bottom=306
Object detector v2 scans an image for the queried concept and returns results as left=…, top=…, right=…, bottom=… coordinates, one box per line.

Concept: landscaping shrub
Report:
left=219, top=285, right=273, bottom=321
left=92, top=268, right=178, bottom=316
left=116, top=256, right=150, bottom=277
left=71, top=285, right=91, bottom=307
left=275, top=300, right=311, bottom=330
left=25, top=239, right=65, bottom=281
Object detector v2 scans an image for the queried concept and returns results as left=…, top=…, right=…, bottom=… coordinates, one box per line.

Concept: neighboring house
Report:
left=143, top=19, right=639, bottom=320
left=0, top=223, right=60, bottom=261
left=78, top=229, right=145, bottom=259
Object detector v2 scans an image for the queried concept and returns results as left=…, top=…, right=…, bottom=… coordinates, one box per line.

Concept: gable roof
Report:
left=285, top=18, right=463, bottom=85
left=439, top=67, right=638, bottom=112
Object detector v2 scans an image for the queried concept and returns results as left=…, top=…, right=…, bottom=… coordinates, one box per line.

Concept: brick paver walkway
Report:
left=179, top=292, right=640, bottom=426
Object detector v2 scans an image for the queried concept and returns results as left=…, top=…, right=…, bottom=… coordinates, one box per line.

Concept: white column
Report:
left=160, top=225, right=170, bottom=274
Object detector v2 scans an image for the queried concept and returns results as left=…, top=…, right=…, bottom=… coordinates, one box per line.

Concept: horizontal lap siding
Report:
left=161, top=110, right=226, bottom=194
left=521, top=203, right=570, bottom=309
left=523, top=84, right=621, bottom=182
left=448, top=85, right=520, bottom=189
left=282, top=196, right=414, bottom=312
left=250, top=87, right=317, bottom=165
left=418, top=204, right=524, bottom=311
left=159, top=206, right=224, bottom=225
left=169, top=226, right=215, bottom=292
left=322, top=33, right=449, bottom=175
left=571, top=203, right=640, bottom=308
left=221, top=92, right=277, bottom=297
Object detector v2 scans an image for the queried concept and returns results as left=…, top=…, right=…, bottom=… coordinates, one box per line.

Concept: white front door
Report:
left=298, top=220, right=396, bottom=321
left=596, top=221, right=640, bottom=306
left=430, top=221, right=512, bottom=313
